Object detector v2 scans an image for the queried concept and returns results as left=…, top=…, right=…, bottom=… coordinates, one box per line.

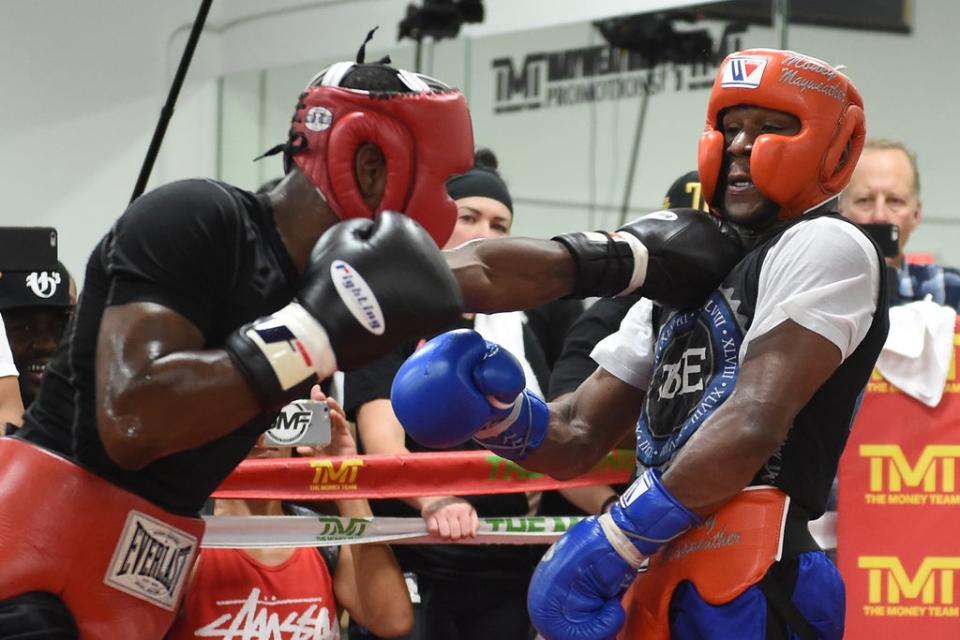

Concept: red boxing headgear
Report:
left=287, top=62, right=474, bottom=246
left=698, top=49, right=866, bottom=220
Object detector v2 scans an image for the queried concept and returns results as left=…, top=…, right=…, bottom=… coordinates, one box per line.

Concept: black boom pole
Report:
left=130, top=0, right=214, bottom=203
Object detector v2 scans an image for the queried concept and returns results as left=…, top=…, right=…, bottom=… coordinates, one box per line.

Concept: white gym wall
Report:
left=2, top=0, right=957, bottom=284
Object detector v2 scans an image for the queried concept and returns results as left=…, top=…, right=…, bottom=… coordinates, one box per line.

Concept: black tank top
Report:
left=637, top=211, right=889, bottom=517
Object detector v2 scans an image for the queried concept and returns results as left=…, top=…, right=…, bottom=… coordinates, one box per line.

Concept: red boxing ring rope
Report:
left=212, top=449, right=636, bottom=501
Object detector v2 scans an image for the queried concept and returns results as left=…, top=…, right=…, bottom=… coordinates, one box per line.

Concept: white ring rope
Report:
left=201, top=514, right=586, bottom=549
left=200, top=512, right=836, bottom=550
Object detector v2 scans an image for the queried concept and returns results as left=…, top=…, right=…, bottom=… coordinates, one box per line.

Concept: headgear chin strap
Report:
left=698, top=49, right=866, bottom=221
left=284, top=62, right=474, bottom=246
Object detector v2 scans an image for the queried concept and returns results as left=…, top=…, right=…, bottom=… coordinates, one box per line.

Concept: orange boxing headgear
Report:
left=698, top=49, right=865, bottom=220
left=283, top=62, right=474, bottom=246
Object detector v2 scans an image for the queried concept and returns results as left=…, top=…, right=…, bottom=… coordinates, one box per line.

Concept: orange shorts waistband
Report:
left=618, top=486, right=791, bottom=640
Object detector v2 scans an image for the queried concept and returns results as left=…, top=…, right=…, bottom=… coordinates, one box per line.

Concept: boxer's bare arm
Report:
left=96, top=302, right=262, bottom=470
left=519, top=368, right=645, bottom=478
left=446, top=237, right=576, bottom=313
left=519, top=320, right=840, bottom=508
left=662, top=319, right=842, bottom=518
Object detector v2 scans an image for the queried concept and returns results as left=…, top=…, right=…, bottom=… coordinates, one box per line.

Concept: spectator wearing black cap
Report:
left=662, top=169, right=710, bottom=213
left=0, top=262, right=76, bottom=432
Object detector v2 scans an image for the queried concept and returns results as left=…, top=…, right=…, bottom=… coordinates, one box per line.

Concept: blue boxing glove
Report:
left=390, top=329, right=548, bottom=460
left=528, top=469, right=700, bottom=640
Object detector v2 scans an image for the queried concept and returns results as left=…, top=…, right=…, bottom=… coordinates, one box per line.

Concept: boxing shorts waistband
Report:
left=0, top=437, right=205, bottom=639
left=618, top=486, right=795, bottom=640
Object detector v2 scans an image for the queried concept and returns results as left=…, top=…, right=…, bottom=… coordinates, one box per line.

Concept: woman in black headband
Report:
left=443, top=149, right=514, bottom=249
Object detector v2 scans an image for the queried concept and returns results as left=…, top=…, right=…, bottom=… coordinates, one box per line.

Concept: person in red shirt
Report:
left=167, top=385, right=413, bottom=640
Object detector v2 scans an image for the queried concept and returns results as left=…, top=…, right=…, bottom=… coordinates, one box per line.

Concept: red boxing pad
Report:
left=288, top=64, right=474, bottom=247
left=326, top=111, right=414, bottom=219
left=0, top=438, right=205, bottom=638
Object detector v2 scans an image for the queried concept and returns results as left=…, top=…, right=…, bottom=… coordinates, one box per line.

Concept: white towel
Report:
left=472, top=311, right=543, bottom=398
left=875, top=299, right=957, bottom=408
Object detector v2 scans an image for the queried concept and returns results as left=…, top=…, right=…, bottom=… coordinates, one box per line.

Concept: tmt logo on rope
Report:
left=858, top=556, right=960, bottom=617
left=309, top=458, right=363, bottom=491
left=859, top=445, right=960, bottom=505
left=315, top=516, right=370, bottom=540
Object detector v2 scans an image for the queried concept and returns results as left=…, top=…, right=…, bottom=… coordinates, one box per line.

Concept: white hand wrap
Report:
left=610, top=231, right=650, bottom=296
left=598, top=511, right=647, bottom=569
left=243, top=302, right=337, bottom=391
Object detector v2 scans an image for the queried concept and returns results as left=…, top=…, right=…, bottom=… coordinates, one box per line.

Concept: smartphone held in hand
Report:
left=264, top=400, right=332, bottom=447
left=861, top=223, right=900, bottom=259
left=0, top=227, right=58, bottom=271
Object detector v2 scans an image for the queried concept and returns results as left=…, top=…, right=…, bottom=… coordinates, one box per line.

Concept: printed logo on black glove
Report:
left=330, top=260, right=385, bottom=335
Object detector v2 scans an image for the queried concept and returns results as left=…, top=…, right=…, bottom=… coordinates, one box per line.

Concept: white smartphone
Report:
left=264, top=400, right=332, bottom=447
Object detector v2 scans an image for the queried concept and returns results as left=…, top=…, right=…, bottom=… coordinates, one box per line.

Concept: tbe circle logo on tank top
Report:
left=330, top=260, right=385, bottom=335
left=636, top=291, right=743, bottom=467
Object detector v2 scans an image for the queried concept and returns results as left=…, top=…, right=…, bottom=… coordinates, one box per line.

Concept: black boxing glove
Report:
left=225, top=212, right=463, bottom=411
left=552, top=208, right=743, bottom=309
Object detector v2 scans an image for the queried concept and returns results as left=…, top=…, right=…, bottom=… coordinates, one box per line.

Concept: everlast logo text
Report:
left=116, top=523, right=193, bottom=590
left=105, top=511, right=198, bottom=610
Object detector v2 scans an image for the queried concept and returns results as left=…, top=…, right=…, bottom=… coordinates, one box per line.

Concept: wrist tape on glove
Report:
left=603, top=469, right=700, bottom=563
left=473, top=389, right=549, bottom=461
left=552, top=231, right=649, bottom=298
left=226, top=302, right=337, bottom=410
